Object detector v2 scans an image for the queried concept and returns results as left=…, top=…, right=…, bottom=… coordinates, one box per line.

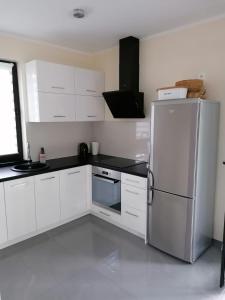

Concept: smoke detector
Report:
left=73, top=8, right=85, bottom=19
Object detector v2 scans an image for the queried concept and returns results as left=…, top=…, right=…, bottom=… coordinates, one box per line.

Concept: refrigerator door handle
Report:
left=147, top=168, right=155, bottom=206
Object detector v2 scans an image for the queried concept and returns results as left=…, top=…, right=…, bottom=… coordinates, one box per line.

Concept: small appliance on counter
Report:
left=78, top=143, right=89, bottom=160
left=91, top=142, right=99, bottom=155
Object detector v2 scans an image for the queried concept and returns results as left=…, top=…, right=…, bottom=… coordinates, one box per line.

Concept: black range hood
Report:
left=103, top=36, right=145, bottom=118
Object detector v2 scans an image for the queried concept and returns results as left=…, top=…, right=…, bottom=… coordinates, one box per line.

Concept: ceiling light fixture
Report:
left=73, top=8, right=85, bottom=19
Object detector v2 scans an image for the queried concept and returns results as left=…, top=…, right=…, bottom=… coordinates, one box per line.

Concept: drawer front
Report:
left=122, top=173, right=147, bottom=189
left=122, top=206, right=146, bottom=235
left=92, top=205, right=121, bottom=224
left=122, top=184, right=147, bottom=211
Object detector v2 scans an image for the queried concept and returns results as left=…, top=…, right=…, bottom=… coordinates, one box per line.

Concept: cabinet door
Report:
left=76, top=68, right=104, bottom=96
left=122, top=205, right=146, bottom=235
left=35, top=60, right=75, bottom=94
left=35, top=172, right=60, bottom=230
left=0, top=183, right=7, bottom=244
left=4, top=177, right=36, bottom=240
left=76, top=95, right=105, bottom=121
left=60, top=167, right=87, bottom=220
left=121, top=184, right=147, bottom=212
left=38, top=92, right=76, bottom=122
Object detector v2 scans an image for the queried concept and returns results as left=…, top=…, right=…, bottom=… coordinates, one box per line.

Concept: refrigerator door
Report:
left=150, top=101, right=199, bottom=198
left=149, top=190, right=193, bottom=261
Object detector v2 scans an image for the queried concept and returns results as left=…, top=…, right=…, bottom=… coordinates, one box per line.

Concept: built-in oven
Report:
left=92, top=166, right=121, bottom=214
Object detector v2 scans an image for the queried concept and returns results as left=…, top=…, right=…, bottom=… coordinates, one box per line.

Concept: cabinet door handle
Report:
left=125, top=189, right=139, bottom=195
left=125, top=211, right=139, bottom=218
left=40, top=176, right=55, bottom=181
left=10, top=182, right=28, bottom=188
left=87, top=115, right=97, bottom=118
left=68, top=171, right=80, bottom=175
left=51, top=86, right=65, bottom=90
left=53, top=115, right=66, bottom=118
left=99, top=211, right=110, bottom=217
left=126, top=179, right=140, bottom=184
left=86, top=89, right=96, bottom=93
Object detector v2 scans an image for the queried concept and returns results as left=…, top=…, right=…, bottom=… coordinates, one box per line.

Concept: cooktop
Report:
left=92, top=157, right=142, bottom=168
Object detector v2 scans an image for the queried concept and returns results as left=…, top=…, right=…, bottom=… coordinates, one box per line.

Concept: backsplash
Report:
left=26, top=122, right=93, bottom=161
left=92, top=121, right=150, bottom=162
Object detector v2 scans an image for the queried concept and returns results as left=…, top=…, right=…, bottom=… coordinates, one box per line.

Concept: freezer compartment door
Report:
left=149, top=190, right=193, bottom=261
left=151, top=102, right=198, bottom=198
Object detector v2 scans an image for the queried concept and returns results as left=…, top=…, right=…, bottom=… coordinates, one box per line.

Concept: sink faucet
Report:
left=27, top=142, right=32, bottom=164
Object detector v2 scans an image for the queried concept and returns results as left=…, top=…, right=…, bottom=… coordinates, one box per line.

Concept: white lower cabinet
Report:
left=0, top=167, right=147, bottom=249
left=91, top=204, right=121, bottom=224
left=122, top=204, right=146, bottom=235
left=35, top=172, right=60, bottom=230
left=0, top=183, right=7, bottom=244
left=60, top=166, right=87, bottom=220
left=4, top=177, right=36, bottom=241
left=121, top=174, right=147, bottom=237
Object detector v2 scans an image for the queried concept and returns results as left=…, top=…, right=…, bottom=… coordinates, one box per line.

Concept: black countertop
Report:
left=0, top=154, right=148, bottom=183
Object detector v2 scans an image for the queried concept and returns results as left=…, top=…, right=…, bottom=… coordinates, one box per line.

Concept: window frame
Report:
left=0, top=59, right=23, bottom=165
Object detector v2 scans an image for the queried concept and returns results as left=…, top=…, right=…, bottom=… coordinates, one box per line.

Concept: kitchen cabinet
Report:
left=75, top=68, right=104, bottom=97
left=35, top=172, right=60, bottom=230
left=60, top=166, right=88, bottom=220
left=76, top=95, right=105, bottom=121
left=121, top=173, right=147, bottom=236
left=30, top=93, right=76, bottom=122
left=26, top=60, right=75, bottom=95
left=4, top=177, right=36, bottom=241
left=91, top=204, right=121, bottom=224
left=26, top=60, right=105, bottom=122
left=0, top=183, right=7, bottom=245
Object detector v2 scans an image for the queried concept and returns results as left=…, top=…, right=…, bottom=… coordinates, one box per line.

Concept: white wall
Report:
left=92, top=17, right=225, bottom=241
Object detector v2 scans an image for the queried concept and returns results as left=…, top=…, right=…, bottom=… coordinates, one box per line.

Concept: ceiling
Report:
left=0, top=0, right=225, bottom=52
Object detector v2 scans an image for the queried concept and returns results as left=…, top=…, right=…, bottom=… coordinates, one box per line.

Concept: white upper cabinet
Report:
left=4, top=177, right=36, bottom=241
left=0, top=183, right=7, bottom=245
left=34, top=93, right=76, bottom=122
left=35, top=172, right=60, bottom=230
left=76, top=95, right=105, bottom=121
left=26, top=60, right=105, bottom=122
left=75, top=68, right=105, bottom=97
left=60, top=166, right=88, bottom=221
left=26, top=60, right=75, bottom=94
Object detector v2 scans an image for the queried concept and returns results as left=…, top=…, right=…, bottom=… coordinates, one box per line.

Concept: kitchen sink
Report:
left=11, top=162, right=49, bottom=172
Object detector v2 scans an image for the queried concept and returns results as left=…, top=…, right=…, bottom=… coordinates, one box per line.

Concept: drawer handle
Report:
left=87, top=115, right=97, bottom=118
left=125, top=211, right=139, bottom=218
left=99, top=211, right=110, bottom=217
left=126, top=179, right=140, bottom=184
left=10, top=182, right=28, bottom=188
left=40, top=176, right=55, bottom=181
left=51, top=86, right=65, bottom=90
left=53, top=115, right=66, bottom=118
left=86, top=89, right=96, bottom=93
left=68, top=171, right=80, bottom=175
left=125, top=189, right=139, bottom=195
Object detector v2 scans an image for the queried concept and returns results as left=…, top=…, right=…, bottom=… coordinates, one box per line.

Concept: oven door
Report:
left=92, top=174, right=121, bottom=213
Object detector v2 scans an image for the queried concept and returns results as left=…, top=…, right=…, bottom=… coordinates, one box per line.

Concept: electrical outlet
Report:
left=198, top=73, right=206, bottom=80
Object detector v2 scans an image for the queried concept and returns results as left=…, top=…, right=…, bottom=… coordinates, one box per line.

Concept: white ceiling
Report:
left=0, top=0, right=225, bottom=52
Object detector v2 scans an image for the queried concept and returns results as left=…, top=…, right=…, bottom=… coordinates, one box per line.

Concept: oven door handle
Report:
left=93, top=174, right=119, bottom=184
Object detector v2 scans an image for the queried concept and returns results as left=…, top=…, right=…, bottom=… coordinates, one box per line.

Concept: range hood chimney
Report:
left=103, top=36, right=145, bottom=118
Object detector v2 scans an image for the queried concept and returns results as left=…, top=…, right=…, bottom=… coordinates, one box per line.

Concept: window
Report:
left=0, top=60, right=23, bottom=164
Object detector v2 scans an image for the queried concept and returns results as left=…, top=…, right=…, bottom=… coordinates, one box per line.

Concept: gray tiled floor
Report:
left=0, top=215, right=224, bottom=300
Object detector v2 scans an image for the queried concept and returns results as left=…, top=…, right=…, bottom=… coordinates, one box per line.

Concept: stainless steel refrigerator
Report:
left=147, top=99, right=219, bottom=263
